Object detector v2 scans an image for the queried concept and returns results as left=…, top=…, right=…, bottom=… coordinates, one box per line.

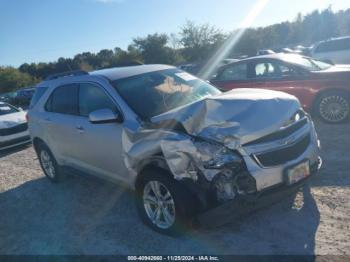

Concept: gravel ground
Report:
left=0, top=121, right=349, bottom=255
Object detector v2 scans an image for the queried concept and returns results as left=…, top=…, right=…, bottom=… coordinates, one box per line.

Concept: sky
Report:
left=0, top=0, right=349, bottom=67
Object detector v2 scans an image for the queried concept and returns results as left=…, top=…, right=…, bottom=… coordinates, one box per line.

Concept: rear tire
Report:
left=135, top=167, right=194, bottom=236
left=36, top=143, right=62, bottom=183
left=315, top=90, right=350, bottom=123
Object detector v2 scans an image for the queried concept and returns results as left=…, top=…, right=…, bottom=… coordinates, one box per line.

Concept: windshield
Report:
left=283, top=55, right=332, bottom=71
left=113, top=69, right=221, bottom=119
left=0, top=103, right=19, bottom=116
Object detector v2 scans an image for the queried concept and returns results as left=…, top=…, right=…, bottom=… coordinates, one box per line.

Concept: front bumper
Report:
left=197, top=158, right=321, bottom=227
left=239, top=118, right=320, bottom=192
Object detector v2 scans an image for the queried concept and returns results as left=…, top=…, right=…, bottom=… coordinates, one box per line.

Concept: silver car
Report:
left=28, top=65, right=321, bottom=235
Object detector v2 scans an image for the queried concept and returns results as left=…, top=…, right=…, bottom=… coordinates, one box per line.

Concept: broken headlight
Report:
left=194, top=140, right=242, bottom=169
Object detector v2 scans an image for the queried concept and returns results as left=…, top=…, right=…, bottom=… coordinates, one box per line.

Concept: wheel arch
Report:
left=134, top=154, right=171, bottom=189
left=32, top=137, right=47, bottom=154
left=134, top=153, right=209, bottom=213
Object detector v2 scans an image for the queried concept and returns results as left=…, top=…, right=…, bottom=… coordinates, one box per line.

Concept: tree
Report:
left=131, top=33, right=177, bottom=64
left=0, top=67, right=37, bottom=93
left=180, top=21, right=226, bottom=62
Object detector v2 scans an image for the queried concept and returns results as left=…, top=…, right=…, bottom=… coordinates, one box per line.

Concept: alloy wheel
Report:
left=143, top=181, right=176, bottom=229
left=319, top=95, right=349, bottom=123
left=40, top=150, right=56, bottom=179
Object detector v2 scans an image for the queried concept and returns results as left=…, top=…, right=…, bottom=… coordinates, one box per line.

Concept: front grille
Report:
left=253, top=134, right=311, bottom=167
left=0, top=123, right=28, bottom=136
left=245, top=118, right=308, bottom=146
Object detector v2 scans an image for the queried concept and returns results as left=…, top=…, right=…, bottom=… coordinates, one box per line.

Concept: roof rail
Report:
left=45, top=70, right=88, bottom=81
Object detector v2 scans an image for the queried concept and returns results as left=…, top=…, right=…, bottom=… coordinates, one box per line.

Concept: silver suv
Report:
left=28, top=65, right=321, bottom=235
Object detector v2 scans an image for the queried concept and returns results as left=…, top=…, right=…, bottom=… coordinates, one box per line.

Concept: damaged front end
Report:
left=121, top=86, right=321, bottom=216
left=160, top=134, right=259, bottom=207
left=189, top=138, right=257, bottom=203
left=123, top=124, right=257, bottom=208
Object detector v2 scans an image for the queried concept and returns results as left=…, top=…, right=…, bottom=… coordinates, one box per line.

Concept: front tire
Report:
left=37, top=143, right=62, bottom=183
left=136, top=168, right=194, bottom=236
left=316, top=91, right=350, bottom=123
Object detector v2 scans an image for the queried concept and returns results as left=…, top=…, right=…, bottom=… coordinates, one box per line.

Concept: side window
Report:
left=45, top=84, right=79, bottom=115
left=218, top=63, right=248, bottom=81
left=314, top=43, right=326, bottom=53
left=79, top=83, right=117, bottom=117
left=335, top=38, right=350, bottom=51
left=277, top=63, right=299, bottom=77
left=328, top=40, right=342, bottom=52
left=253, top=62, right=280, bottom=78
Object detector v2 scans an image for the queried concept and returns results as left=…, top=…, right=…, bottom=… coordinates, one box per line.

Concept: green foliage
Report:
left=1, top=7, right=349, bottom=92
left=0, top=67, right=37, bottom=93
left=180, top=21, right=227, bottom=62
left=132, top=33, right=179, bottom=64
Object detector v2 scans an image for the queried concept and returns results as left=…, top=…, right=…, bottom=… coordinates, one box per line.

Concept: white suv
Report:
left=311, top=36, right=350, bottom=64
left=28, top=65, right=321, bottom=235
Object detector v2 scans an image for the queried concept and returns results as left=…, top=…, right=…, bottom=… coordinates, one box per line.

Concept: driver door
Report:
left=73, top=82, right=130, bottom=184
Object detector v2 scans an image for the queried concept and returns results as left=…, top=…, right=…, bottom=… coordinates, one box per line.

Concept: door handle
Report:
left=76, top=125, right=85, bottom=133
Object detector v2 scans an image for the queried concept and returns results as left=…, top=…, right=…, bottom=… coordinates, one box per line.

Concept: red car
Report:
left=210, top=54, right=350, bottom=123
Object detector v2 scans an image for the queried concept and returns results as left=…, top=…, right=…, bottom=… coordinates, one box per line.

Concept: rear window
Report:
left=218, top=63, right=248, bottom=81
left=29, top=86, right=48, bottom=109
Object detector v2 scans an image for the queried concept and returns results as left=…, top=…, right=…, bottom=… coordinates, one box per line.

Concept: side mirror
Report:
left=88, top=108, right=122, bottom=124
left=18, top=107, right=24, bottom=111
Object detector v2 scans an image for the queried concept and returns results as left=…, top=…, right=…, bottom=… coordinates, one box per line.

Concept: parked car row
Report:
left=0, top=87, right=35, bottom=109
left=257, top=36, right=350, bottom=65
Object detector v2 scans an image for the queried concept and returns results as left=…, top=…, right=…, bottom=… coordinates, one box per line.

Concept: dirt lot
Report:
left=0, top=121, right=349, bottom=255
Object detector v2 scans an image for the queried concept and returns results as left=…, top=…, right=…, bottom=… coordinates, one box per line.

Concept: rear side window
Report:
left=45, top=84, right=79, bottom=115
left=218, top=63, right=248, bottom=81
left=29, top=86, right=48, bottom=109
left=253, top=62, right=276, bottom=78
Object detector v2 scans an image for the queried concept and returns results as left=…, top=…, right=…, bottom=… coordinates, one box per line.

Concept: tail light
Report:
left=25, top=113, right=29, bottom=122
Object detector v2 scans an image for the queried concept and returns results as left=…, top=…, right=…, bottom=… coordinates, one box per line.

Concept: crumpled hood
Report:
left=151, top=88, right=301, bottom=147
left=0, top=111, right=27, bottom=129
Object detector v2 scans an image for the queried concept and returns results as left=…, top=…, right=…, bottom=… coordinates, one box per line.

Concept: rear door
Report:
left=43, top=84, right=80, bottom=165
left=210, top=62, right=257, bottom=91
